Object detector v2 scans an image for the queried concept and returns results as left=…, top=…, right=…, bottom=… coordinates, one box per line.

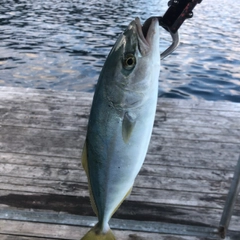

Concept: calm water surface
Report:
left=0, top=0, right=240, bottom=101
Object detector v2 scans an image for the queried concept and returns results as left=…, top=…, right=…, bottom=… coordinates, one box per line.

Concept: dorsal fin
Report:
left=81, top=141, right=98, bottom=216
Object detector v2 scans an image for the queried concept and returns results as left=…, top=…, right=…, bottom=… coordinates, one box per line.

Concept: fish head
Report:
left=99, top=17, right=160, bottom=109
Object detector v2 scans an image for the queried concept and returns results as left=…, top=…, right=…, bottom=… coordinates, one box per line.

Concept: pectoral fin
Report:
left=122, top=111, right=136, bottom=143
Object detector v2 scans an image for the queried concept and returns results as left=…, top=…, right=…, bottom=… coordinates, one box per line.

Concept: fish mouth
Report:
left=134, top=17, right=159, bottom=55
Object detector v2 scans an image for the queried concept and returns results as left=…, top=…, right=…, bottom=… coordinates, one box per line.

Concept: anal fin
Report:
left=110, top=185, right=133, bottom=218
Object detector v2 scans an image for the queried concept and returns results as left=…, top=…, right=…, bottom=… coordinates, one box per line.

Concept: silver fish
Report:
left=81, top=17, right=160, bottom=240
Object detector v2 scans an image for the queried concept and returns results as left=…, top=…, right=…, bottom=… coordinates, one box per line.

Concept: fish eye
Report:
left=123, top=54, right=136, bottom=70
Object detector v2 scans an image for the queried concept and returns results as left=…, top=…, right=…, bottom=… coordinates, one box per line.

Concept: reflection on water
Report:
left=0, top=0, right=239, bottom=102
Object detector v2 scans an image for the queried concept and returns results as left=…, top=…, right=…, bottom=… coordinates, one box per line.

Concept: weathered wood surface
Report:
left=0, top=87, right=239, bottom=239
left=0, top=220, right=221, bottom=240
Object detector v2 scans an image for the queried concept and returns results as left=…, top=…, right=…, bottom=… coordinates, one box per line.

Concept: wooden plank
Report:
left=0, top=142, right=80, bottom=158
left=0, top=171, right=232, bottom=195
left=0, top=232, right=214, bottom=240
left=0, top=97, right=239, bottom=119
left=0, top=102, right=239, bottom=137
left=0, top=208, right=218, bottom=236
left=0, top=185, right=234, bottom=211
left=0, top=235, right=61, bottom=240
left=0, top=86, right=91, bottom=97
left=0, top=137, right=239, bottom=162
left=1, top=113, right=240, bottom=144
left=0, top=181, right=239, bottom=213
left=149, top=137, right=240, bottom=153
left=0, top=91, right=239, bottom=123
left=0, top=153, right=80, bottom=169
left=0, top=115, right=237, bottom=134
left=0, top=157, right=236, bottom=187
left=145, top=152, right=240, bottom=170
left=0, top=128, right=82, bottom=150
left=0, top=178, right=236, bottom=214
left=0, top=88, right=90, bottom=103
left=0, top=134, right=238, bottom=158
left=158, top=99, right=240, bottom=111
left=0, top=209, right=239, bottom=239
left=0, top=110, right=239, bottom=135
left=0, top=125, right=239, bottom=159
left=156, top=107, right=240, bottom=118
left=0, top=162, right=234, bottom=188
left=0, top=150, right=238, bottom=171
left=0, top=220, right=217, bottom=240
left=1, top=107, right=239, bottom=133
left=0, top=119, right=239, bottom=149
left=0, top=86, right=238, bottom=111
left=0, top=97, right=239, bottom=122
left=152, top=128, right=240, bottom=144
left=0, top=191, right=238, bottom=232
left=155, top=117, right=240, bottom=129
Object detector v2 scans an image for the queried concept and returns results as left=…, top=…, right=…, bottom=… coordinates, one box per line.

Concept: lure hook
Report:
left=144, top=0, right=203, bottom=60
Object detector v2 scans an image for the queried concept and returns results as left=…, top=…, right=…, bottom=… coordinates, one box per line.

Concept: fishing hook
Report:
left=160, top=28, right=180, bottom=60
left=146, top=0, right=203, bottom=60
left=142, top=16, right=180, bottom=60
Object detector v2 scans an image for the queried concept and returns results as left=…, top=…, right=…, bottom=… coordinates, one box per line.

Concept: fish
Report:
left=81, top=17, right=160, bottom=240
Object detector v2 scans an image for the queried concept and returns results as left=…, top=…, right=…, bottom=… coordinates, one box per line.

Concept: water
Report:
left=0, top=0, right=239, bottom=102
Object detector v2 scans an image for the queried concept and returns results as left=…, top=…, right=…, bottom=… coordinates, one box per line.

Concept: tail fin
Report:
left=81, top=225, right=116, bottom=240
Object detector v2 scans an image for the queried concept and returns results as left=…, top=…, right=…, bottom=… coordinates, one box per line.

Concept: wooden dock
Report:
left=0, top=86, right=239, bottom=240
